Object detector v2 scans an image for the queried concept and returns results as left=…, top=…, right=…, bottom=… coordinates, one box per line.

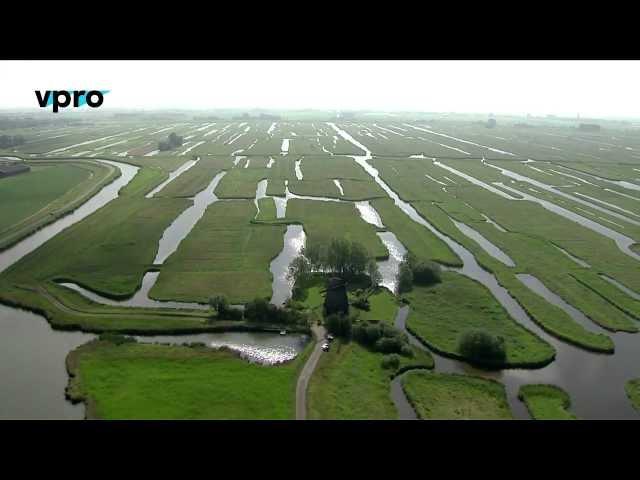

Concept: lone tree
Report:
left=458, top=329, right=506, bottom=366
left=396, top=259, right=414, bottom=294
left=324, top=277, right=349, bottom=317
left=208, top=294, right=229, bottom=315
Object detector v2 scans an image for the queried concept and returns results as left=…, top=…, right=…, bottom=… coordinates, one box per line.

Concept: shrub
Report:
left=98, top=333, right=137, bottom=345
left=381, top=354, right=401, bottom=370
left=458, top=329, right=507, bottom=365
left=412, top=261, right=441, bottom=285
left=375, top=336, right=404, bottom=354
left=400, top=344, right=414, bottom=358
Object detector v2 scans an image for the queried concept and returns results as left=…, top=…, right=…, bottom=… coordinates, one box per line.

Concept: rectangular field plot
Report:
left=150, top=200, right=285, bottom=304
left=284, top=199, right=387, bottom=259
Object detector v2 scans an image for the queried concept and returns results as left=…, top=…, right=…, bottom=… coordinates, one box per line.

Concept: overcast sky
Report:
left=1, top=60, right=639, bottom=118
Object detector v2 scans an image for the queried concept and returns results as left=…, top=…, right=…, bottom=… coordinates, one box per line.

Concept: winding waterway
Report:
left=330, top=122, right=640, bottom=420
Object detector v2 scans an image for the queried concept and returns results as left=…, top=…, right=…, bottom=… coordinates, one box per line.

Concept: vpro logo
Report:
left=35, top=90, right=110, bottom=113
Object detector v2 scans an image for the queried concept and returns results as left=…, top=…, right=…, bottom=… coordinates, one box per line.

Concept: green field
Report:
left=1, top=167, right=190, bottom=297
left=307, top=340, right=433, bottom=419
left=66, top=339, right=311, bottom=419
left=518, top=384, right=577, bottom=420
left=404, top=272, right=556, bottom=368
left=285, top=199, right=388, bottom=259
left=0, top=160, right=118, bottom=250
left=401, top=370, right=513, bottom=419
left=2, top=115, right=640, bottom=420
left=151, top=200, right=285, bottom=304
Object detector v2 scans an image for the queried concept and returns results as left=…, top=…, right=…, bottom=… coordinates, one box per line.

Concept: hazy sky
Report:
left=1, top=60, right=639, bottom=118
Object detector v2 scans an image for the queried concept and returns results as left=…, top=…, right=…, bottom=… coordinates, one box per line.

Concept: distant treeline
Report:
left=0, top=117, right=81, bottom=130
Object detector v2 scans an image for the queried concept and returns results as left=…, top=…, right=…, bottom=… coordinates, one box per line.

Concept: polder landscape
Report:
left=2, top=110, right=640, bottom=421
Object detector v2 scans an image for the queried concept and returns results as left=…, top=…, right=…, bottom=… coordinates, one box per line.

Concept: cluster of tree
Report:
left=244, top=297, right=306, bottom=325
left=458, top=329, right=506, bottom=366
left=289, top=238, right=381, bottom=285
left=397, top=253, right=442, bottom=294
left=0, top=117, right=70, bottom=129
left=158, top=132, right=184, bottom=151
left=324, top=313, right=414, bottom=357
left=208, top=295, right=307, bottom=325
left=0, top=135, right=25, bottom=148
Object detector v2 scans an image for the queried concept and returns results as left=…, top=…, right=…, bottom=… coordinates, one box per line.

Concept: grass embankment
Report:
left=307, top=339, right=433, bottom=419
left=0, top=161, right=118, bottom=250
left=518, top=384, right=577, bottom=420
left=151, top=200, right=285, bottom=304
left=405, top=272, right=555, bottom=368
left=625, top=379, right=640, bottom=412
left=401, top=370, right=513, bottom=420
left=285, top=199, right=388, bottom=259
left=66, top=339, right=312, bottom=419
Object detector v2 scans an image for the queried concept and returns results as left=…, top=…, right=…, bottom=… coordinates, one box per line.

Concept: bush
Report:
left=458, top=329, right=507, bottom=365
left=98, top=333, right=137, bottom=345
left=375, top=336, right=404, bottom=354
left=400, top=344, right=414, bottom=358
left=381, top=354, right=401, bottom=370
left=412, top=261, right=441, bottom=285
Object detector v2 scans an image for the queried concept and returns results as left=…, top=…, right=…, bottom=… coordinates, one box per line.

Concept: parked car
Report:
left=326, top=334, right=334, bottom=342
left=321, top=343, right=330, bottom=352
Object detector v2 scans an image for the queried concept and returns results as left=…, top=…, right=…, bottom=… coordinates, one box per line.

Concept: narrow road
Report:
left=296, top=323, right=326, bottom=420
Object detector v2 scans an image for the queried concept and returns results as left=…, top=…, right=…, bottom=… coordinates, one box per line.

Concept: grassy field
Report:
left=1, top=166, right=190, bottom=297
left=307, top=339, right=433, bottom=419
left=518, top=384, right=577, bottom=420
left=151, top=200, right=285, bottom=304
left=625, top=379, right=640, bottom=412
left=285, top=199, right=388, bottom=259
left=404, top=272, right=556, bottom=368
left=0, top=160, right=118, bottom=250
left=155, top=156, right=232, bottom=197
left=66, top=339, right=311, bottom=419
left=401, top=370, right=513, bottom=419
left=350, top=288, right=399, bottom=324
